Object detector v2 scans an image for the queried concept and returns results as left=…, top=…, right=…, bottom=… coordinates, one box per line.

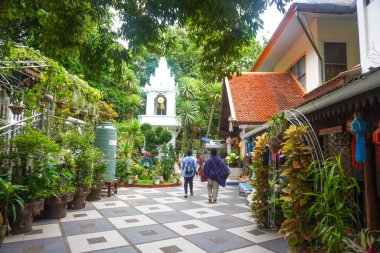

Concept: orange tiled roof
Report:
left=228, top=72, right=305, bottom=124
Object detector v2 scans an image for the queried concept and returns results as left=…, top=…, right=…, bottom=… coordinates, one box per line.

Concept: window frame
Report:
left=287, top=53, right=306, bottom=88
left=324, top=42, right=347, bottom=81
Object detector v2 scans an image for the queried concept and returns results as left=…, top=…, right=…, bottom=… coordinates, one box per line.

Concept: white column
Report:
left=357, top=0, right=369, bottom=72
left=166, top=91, right=176, bottom=116
left=146, top=92, right=155, bottom=116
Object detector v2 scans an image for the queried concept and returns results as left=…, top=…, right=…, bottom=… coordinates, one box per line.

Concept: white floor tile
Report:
left=108, top=214, right=157, bottom=229
left=225, top=245, right=274, bottom=253
left=164, top=219, right=218, bottom=236
left=92, top=200, right=128, bottom=209
left=135, top=204, right=174, bottom=214
left=232, top=212, right=254, bottom=222
left=3, top=224, right=61, bottom=243
left=116, top=194, right=146, bottom=201
left=67, top=230, right=128, bottom=253
left=200, top=193, right=231, bottom=199
left=133, top=189, right=160, bottom=194
left=153, top=197, right=186, bottom=204
left=227, top=225, right=282, bottom=243
left=60, top=210, right=102, bottom=222
left=192, top=200, right=228, bottom=207
left=181, top=207, right=224, bottom=218
left=136, top=237, right=207, bottom=253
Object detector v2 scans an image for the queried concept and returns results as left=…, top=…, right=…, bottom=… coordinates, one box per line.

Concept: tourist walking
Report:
left=204, top=148, right=230, bottom=203
left=181, top=149, right=196, bottom=198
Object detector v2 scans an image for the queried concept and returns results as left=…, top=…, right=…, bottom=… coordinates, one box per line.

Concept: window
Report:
left=289, top=56, right=306, bottom=87
left=324, top=42, right=347, bottom=81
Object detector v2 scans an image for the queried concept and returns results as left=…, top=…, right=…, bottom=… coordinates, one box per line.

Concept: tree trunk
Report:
left=181, top=127, right=187, bottom=155
left=202, top=101, right=216, bottom=151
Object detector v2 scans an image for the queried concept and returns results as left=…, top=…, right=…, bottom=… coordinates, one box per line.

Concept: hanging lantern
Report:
left=372, top=123, right=380, bottom=171
left=350, top=115, right=367, bottom=164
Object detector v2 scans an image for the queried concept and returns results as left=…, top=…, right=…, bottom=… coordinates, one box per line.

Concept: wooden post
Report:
left=364, top=135, right=380, bottom=229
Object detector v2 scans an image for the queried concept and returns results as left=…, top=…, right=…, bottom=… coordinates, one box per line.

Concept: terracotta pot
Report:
left=9, top=105, right=24, bottom=115
left=9, top=202, right=33, bottom=235
left=69, top=106, right=79, bottom=113
left=0, top=225, right=7, bottom=244
left=68, top=187, right=91, bottom=209
left=32, top=198, right=45, bottom=217
left=86, top=183, right=104, bottom=201
left=79, top=109, right=88, bottom=116
left=44, top=192, right=74, bottom=219
left=55, top=101, right=67, bottom=109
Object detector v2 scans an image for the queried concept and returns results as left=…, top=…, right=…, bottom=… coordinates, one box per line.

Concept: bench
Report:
left=103, top=177, right=120, bottom=197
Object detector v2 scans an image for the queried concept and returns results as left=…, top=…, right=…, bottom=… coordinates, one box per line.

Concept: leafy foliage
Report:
left=307, top=156, right=360, bottom=252
left=279, top=125, right=313, bottom=251
left=250, top=133, right=270, bottom=226
left=0, top=178, right=27, bottom=224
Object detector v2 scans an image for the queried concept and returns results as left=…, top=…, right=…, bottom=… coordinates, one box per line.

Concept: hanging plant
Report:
left=250, top=133, right=270, bottom=227
left=279, top=125, right=313, bottom=251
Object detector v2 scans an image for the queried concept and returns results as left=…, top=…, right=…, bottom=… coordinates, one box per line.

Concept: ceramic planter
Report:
left=9, top=105, right=24, bottom=115
left=55, top=101, right=67, bottom=109
left=69, top=106, right=79, bottom=113
left=32, top=198, right=45, bottom=217
left=86, top=183, right=104, bottom=201
left=0, top=225, right=7, bottom=244
left=8, top=202, right=33, bottom=235
left=154, top=179, right=160, bottom=185
left=127, top=178, right=134, bottom=185
left=44, top=192, right=74, bottom=219
left=68, top=187, right=91, bottom=209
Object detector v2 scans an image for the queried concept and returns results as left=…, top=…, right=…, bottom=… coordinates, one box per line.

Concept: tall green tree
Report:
left=178, top=100, right=199, bottom=154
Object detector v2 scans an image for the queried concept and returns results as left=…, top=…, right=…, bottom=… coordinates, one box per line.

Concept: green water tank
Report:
left=95, top=122, right=117, bottom=181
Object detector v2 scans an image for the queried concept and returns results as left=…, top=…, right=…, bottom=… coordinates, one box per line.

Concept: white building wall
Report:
left=317, top=17, right=360, bottom=75
left=274, top=20, right=320, bottom=92
left=357, top=0, right=380, bottom=72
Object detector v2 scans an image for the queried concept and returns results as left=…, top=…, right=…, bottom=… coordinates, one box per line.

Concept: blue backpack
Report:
left=184, top=160, right=193, bottom=174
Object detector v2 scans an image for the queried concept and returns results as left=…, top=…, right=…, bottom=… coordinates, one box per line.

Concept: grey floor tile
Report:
left=98, top=207, right=142, bottom=218
left=260, top=238, right=288, bottom=253
left=186, top=230, right=252, bottom=253
left=0, top=237, right=68, bottom=253
left=120, top=224, right=178, bottom=244
left=211, top=204, right=250, bottom=214
left=61, top=218, right=114, bottom=236
left=146, top=211, right=194, bottom=223
left=165, top=201, right=203, bottom=210
left=199, top=215, right=253, bottom=229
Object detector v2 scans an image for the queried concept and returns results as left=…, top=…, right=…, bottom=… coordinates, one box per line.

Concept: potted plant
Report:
left=78, top=95, right=88, bottom=120
left=43, top=165, right=75, bottom=219
left=13, top=127, right=60, bottom=218
left=126, top=175, right=135, bottom=185
left=55, top=88, right=70, bottom=109
left=226, top=153, right=239, bottom=167
left=86, top=149, right=107, bottom=202
left=9, top=90, right=25, bottom=115
left=0, top=178, right=27, bottom=238
left=69, top=89, right=79, bottom=114
left=62, top=130, right=95, bottom=209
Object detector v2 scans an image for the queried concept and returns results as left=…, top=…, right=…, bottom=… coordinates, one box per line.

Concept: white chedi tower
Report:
left=138, top=57, right=180, bottom=146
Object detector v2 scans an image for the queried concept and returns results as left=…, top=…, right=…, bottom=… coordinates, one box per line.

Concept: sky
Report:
left=256, top=4, right=289, bottom=44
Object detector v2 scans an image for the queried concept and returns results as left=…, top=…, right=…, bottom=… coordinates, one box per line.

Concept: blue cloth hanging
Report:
left=350, top=115, right=367, bottom=163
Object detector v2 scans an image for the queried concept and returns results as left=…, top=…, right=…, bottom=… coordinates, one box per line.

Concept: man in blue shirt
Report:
left=181, top=149, right=196, bottom=198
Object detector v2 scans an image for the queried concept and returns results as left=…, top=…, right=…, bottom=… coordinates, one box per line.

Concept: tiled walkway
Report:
left=0, top=178, right=288, bottom=253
